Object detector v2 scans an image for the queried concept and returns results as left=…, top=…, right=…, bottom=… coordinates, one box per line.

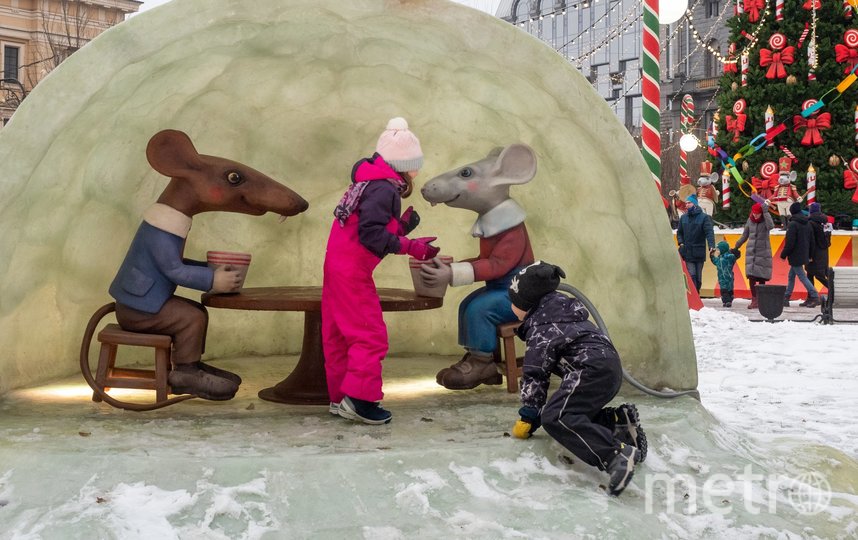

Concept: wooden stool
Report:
left=495, top=321, right=523, bottom=393
left=93, top=324, right=173, bottom=403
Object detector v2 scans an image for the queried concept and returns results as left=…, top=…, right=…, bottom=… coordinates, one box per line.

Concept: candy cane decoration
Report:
left=680, top=95, right=694, bottom=186
left=780, top=145, right=798, bottom=163
left=722, top=169, right=731, bottom=209
left=797, top=23, right=810, bottom=49
left=641, top=0, right=662, bottom=199
left=806, top=164, right=817, bottom=204
left=765, top=105, right=774, bottom=146
left=776, top=0, right=784, bottom=20
left=741, top=52, right=749, bottom=86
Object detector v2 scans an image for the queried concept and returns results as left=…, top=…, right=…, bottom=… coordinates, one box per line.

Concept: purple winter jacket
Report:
left=351, top=154, right=405, bottom=258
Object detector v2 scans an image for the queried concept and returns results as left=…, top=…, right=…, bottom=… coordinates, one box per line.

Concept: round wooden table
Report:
left=201, top=286, right=443, bottom=405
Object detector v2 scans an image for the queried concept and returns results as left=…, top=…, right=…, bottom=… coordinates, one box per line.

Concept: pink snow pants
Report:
left=321, top=214, right=397, bottom=403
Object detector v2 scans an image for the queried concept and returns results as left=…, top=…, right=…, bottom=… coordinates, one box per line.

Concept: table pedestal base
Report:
left=258, top=311, right=329, bottom=405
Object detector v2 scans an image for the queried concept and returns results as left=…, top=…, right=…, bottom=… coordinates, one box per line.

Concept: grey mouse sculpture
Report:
left=420, top=144, right=536, bottom=389
left=98, top=129, right=309, bottom=405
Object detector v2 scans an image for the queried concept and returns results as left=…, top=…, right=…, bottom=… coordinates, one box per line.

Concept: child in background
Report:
left=508, top=261, right=647, bottom=497
left=710, top=240, right=740, bottom=307
left=322, top=117, right=439, bottom=424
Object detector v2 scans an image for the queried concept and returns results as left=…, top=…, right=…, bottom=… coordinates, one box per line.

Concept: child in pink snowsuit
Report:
left=322, top=117, right=439, bottom=425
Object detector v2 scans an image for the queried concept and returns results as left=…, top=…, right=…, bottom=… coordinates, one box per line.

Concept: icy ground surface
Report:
left=1, top=305, right=857, bottom=539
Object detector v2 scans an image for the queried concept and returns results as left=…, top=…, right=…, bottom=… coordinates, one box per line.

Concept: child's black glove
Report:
left=512, top=406, right=541, bottom=439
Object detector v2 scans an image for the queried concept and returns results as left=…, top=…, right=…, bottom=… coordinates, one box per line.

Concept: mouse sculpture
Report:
left=420, top=144, right=536, bottom=390
left=82, top=129, right=308, bottom=409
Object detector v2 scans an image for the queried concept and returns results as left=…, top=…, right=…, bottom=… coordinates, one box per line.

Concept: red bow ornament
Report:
left=792, top=112, right=831, bottom=146
left=744, top=0, right=765, bottom=21
left=725, top=113, right=747, bottom=142
left=845, top=169, right=858, bottom=202
left=835, top=44, right=858, bottom=74
left=803, top=0, right=821, bottom=9
left=759, top=46, right=795, bottom=79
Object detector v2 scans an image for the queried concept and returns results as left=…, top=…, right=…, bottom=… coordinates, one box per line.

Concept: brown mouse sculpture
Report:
left=84, top=129, right=308, bottom=407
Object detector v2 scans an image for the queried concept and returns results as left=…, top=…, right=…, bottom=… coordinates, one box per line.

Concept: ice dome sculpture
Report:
left=0, top=0, right=695, bottom=393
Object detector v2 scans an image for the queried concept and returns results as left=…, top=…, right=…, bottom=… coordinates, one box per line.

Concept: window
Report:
left=705, top=40, right=720, bottom=77
left=3, top=46, right=20, bottom=81
left=677, top=23, right=688, bottom=78
left=707, top=0, right=721, bottom=18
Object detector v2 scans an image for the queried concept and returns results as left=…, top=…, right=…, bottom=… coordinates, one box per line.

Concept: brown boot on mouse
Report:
left=168, top=363, right=238, bottom=401
left=436, top=352, right=503, bottom=389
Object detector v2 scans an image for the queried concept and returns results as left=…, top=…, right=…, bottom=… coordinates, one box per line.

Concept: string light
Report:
left=686, top=3, right=771, bottom=65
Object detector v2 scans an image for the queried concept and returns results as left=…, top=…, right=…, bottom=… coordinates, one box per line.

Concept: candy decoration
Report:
left=744, top=0, right=764, bottom=22
left=726, top=99, right=748, bottom=142
left=760, top=160, right=778, bottom=179
left=735, top=0, right=744, bottom=16
left=835, top=30, right=858, bottom=74
left=793, top=100, right=831, bottom=146
left=641, top=0, right=663, bottom=205
left=724, top=42, right=738, bottom=73
left=797, top=23, right=810, bottom=49
left=680, top=94, right=695, bottom=186
left=806, top=164, right=817, bottom=204
left=765, top=105, right=774, bottom=147
left=760, top=34, right=795, bottom=79
left=845, top=0, right=854, bottom=19
left=741, top=52, right=749, bottom=86
left=803, top=0, right=821, bottom=9
left=776, top=0, right=784, bottom=20
left=846, top=158, right=858, bottom=202
left=780, top=145, right=798, bottom=163
left=721, top=169, right=731, bottom=209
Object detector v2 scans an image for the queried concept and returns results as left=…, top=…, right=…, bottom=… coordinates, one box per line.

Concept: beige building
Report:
left=0, top=0, right=141, bottom=124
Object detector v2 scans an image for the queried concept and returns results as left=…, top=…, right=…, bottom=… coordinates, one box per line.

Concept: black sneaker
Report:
left=607, top=443, right=638, bottom=496
left=338, top=396, right=392, bottom=425
left=800, top=297, right=820, bottom=308
left=613, top=404, right=647, bottom=463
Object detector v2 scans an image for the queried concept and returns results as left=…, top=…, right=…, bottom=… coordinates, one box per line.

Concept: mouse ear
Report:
left=489, top=144, right=537, bottom=186
left=146, top=130, right=204, bottom=177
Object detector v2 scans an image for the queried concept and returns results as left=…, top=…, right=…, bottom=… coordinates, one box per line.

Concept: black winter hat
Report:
left=789, top=201, right=803, bottom=215
left=509, top=261, right=567, bottom=311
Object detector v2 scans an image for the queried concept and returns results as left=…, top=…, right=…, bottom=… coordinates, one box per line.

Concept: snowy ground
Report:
left=1, top=304, right=857, bottom=539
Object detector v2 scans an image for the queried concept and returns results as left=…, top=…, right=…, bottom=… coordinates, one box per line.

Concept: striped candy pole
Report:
left=776, top=0, right=784, bottom=20
left=806, top=164, right=816, bottom=204
left=680, top=94, right=694, bottom=185
left=741, top=52, right=749, bottom=86
left=641, top=0, right=662, bottom=201
left=722, top=169, right=731, bottom=209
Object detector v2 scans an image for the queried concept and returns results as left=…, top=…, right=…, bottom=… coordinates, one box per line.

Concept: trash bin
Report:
left=756, top=284, right=787, bottom=322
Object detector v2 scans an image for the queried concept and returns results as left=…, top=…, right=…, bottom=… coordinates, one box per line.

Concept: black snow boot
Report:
left=197, top=361, right=242, bottom=385
left=607, top=443, right=638, bottom=497
left=613, top=403, right=647, bottom=463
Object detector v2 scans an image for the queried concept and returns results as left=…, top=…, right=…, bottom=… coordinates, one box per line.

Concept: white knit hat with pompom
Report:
left=375, top=117, right=423, bottom=172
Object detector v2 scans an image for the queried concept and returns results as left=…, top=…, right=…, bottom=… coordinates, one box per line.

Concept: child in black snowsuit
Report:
left=508, top=262, right=647, bottom=496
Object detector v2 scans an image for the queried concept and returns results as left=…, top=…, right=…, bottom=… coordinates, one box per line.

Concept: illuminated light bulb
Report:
left=659, top=0, right=689, bottom=24
left=679, top=133, right=699, bottom=152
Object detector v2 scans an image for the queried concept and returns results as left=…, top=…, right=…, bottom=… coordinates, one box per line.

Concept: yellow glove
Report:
left=512, top=419, right=534, bottom=439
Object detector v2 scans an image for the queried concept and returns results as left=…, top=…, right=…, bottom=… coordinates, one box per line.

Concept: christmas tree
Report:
left=714, top=0, right=858, bottom=226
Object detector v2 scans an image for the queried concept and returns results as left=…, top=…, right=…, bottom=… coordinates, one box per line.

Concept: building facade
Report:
left=0, top=0, right=141, bottom=125
left=495, top=0, right=730, bottom=185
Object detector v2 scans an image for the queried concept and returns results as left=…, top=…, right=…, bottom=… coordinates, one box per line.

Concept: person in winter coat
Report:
left=805, top=202, right=831, bottom=289
left=322, top=117, right=439, bottom=425
left=734, top=201, right=775, bottom=310
left=508, top=262, right=647, bottom=497
left=676, top=194, right=716, bottom=292
left=780, top=202, right=819, bottom=308
left=710, top=240, right=740, bottom=307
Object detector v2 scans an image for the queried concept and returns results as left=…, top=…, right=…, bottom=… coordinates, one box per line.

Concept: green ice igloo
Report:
left=0, top=0, right=696, bottom=393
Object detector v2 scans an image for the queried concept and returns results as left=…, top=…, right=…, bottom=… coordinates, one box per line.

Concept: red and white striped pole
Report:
left=679, top=94, right=694, bottom=185
left=721, top=169, right=731, bottom=209
left=641, top=0, right=664, bottom=204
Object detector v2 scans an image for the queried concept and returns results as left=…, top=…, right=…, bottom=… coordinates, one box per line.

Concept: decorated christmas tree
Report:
left=713, top=0, right=858, bottom=226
